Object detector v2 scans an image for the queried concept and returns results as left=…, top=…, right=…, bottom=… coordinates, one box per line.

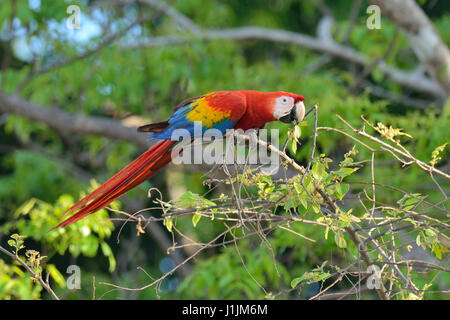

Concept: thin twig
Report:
left=0, top=245, right=59, bottom=300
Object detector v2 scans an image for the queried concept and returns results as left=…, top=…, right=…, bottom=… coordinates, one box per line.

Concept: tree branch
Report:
left=368, top=0, right=450, bottom=96
left=0, top=245, right=59, bottom=300
left=230, top=128, right=392, bottom=299
left=337, top=114, right=450, bottom=180
left=0, top=91, right=150, bottom=149
left=123, top=20, right=445, bottom=98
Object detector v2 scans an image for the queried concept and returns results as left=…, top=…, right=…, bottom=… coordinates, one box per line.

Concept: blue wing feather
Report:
left=150, top=102, right=237, bottom=141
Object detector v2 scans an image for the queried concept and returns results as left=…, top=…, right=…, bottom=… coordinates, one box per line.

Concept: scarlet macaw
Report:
left=51, top=90, right=305, bottom=230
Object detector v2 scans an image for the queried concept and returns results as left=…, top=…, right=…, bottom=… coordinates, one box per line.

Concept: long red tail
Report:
left=50, top=140, right=176, bottom=230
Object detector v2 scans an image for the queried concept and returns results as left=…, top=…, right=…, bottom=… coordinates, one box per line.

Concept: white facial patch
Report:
left=273, top=96, right=295, bottom=119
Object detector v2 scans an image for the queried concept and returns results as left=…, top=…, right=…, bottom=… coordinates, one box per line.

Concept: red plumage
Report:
left=51, top=90, right=305, bottom=230
left=50, top=140, right=176, bottom=230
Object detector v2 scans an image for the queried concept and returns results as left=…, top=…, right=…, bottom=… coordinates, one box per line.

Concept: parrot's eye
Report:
left=282, top=98, right=288, bottom=103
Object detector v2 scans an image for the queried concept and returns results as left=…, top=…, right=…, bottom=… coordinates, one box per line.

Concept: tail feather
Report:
left=75, top=147, right=172, bottom=218
left=50, top=140, right=176, bottom=230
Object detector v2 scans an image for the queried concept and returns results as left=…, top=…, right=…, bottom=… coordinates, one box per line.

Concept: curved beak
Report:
left=279, top=100, right=306, bottom=123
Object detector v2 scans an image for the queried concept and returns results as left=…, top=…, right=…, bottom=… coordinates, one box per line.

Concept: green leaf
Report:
left=302, top=175, right=315, bottom=194
left=101, top=242, right=117, bottom=272
left=298, top=121, right=309, bottom=127
left=397, top=193, right=422, bottom=211
left=294, top=125, right=301, bottom=139
left=293, top=181, right=303, bottom=194
left=178, top=191, right=201, bottom=208
left=15, top=199, right=37, bottom=216
left=298, top=196, right=308, bottom=209
left=371, top=66, right=384, bottom=83
left=430, top=142, right=448, bottom=167
left=335, top=183, right=350, bottom=200
left=311, top=162, right=326, bottom=180
left=425, top=228, right=436, bottom=238
left=290, top=270, right=331, bottom=288
left=332, top=167, right=358, bottom=178
left=80, top=236, right=99, bottom=257
left=178, top=191, right=216, bottom=209
left=432, top=244, right=442, bottom=260
left=311, top=203, right=320, bottom=213
left=192, top=214, right=202, bottom=227
left=164, top=216, right=174, bottom=232
left=284, top=197, right=296, bottom=211
left=290, top=276, right=304, bottom=288
left=47, top=264, right=66, bottom=288
left=335, top=231, right=347, bottom=248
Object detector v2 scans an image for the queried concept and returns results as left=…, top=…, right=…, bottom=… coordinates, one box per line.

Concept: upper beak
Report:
left=279, top=100, right=306, bottom=123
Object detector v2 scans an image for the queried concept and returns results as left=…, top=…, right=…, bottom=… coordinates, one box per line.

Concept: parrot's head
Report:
left=272, top=92, right=306, bottom=124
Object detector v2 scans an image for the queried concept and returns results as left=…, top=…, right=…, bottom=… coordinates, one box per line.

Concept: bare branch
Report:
left=337, top=115, right=450, bottom=180
left=369, top=0, right=450, bottom=96
left=0, top=245, right=59, bottom=300
left=124, top=29, right=445, bottom=99
left=136, top=0, right=201, bottom=34
left=0, top=91, right=150, bottom=149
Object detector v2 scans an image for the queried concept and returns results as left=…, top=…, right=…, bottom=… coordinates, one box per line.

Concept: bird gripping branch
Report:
left=51, top=90, right=306, bottom=230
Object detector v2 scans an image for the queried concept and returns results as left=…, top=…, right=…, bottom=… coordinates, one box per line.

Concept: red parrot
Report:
left=51, top=90, right=305, bottom=230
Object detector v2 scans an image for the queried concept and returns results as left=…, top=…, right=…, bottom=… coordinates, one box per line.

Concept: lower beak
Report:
left=279, top=101, right=306, bottom=123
